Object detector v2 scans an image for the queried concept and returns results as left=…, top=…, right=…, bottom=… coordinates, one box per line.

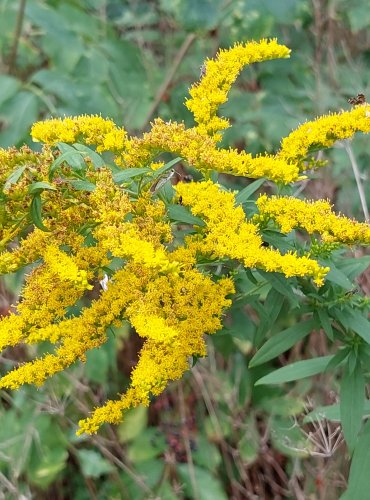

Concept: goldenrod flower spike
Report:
left=256, top=194, right=370, bottom=244
left=278, top=104, right=370, bottom=168
left=42, top=245, right=93, bottom=291
left=175, top=180, right=329, bottom=286
left=78, top=271, right=234, bottom=435
left=123, top=119, right=301, bottom=184
left=31, top=115, right=128, bottom=154
left=186, top=39, right=291, bottom=140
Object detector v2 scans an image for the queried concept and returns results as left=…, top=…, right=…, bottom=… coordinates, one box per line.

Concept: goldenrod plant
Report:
left=1, top=39, right=370, bottom=474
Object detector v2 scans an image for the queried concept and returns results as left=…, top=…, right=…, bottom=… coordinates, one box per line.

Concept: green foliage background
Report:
left=1, top=0, right=370, bottom=498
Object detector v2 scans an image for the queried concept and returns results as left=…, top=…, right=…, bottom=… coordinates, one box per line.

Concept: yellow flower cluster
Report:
left=89, top=170, right=179, bottom=273
left=0, top=146, right=55, bottom=249
left=1, top=38, right=370, bottom=435
left=31, top=115, right=128, bottom=154
left=0, top=265, right=89, bottom=351
left=256, top=194, right=370, bottom=244
left=78, top=268, right=234, bottom=434
left=42, top=245, right=93, bottom=291
left=278, top=105, right=370, bottom=168
left=175, top=180, right=329, bottom=286
left=0, top=162, right=234, bottom=433
left=122, top=119, right=301, bottom=183
left=186, top=39, right=291, bottom=140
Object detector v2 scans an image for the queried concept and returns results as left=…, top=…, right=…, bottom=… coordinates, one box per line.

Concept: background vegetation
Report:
left=0, top=0, right=370, bottom=498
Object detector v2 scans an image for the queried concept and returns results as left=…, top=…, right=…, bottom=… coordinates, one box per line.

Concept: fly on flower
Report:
left=348, top=93, right=366, bottom=106
left=199, top=63, right=207, bottom=78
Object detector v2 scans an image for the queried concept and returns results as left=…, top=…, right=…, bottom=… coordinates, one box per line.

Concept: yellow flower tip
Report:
left=76, top=419, right=99, bottom=436
left=313, top=266, right=330, bottom=287
left=161, top=260, right=182, bottom=275
left=278, top=104, right=370, bottom=166
left=185, top=39, right=292, bottom=138
left=149, top=161, right=165, bottom=171
left=131, top=314, right=178, bottom=342
left=31, top=115, right=127, bottom=153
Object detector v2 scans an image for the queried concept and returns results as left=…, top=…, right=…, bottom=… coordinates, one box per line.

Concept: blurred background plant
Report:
left=0, top=0, right=370, bottom=498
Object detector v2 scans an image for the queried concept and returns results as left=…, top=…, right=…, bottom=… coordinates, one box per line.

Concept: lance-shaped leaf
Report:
left=250, top=318, right=316, bottom=367
left=255, top=355, right=333, bottom=386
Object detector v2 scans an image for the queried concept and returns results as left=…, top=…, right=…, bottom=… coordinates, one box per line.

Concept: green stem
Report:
left=7, top=0, right=27, bottom=76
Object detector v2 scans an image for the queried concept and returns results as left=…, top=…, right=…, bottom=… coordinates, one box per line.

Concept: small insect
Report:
left=99, top=273, right=109, bottom=291
left=344, top=287, right=359, bottom=297
left=348, top=93, right=366, bottom=106
left=199, top=63, right=207, bottom=78
left=150, top=169, right=176, bottom=195
left=182, top=174, right=193, bottom=183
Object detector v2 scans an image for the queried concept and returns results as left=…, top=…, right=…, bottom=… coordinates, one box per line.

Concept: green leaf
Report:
left=342, top=419, right=370, bottom=500
left=85, top=346, right=109, bottom=383
left=167, top=204, right=205, bottom=226
left=102, top=38, right=149, bottom=128
left=0, top=75, right=21, bottom=107
left=26, top=2, right=74, bottom=42
left=73, top=143, right=105, bottom=168
left=118, top=406, right=148, bottom=444
left=304, top=404, right=341, bottom=423
left=304, top=399, right=370, bottom=424
left=325, top=264, right=353, bottom=290
left=262, top=229, right=294, bottom=252
left=28, top=181, right=57, bottom=194
left=348, top=350, right=358, bottom=375
left=336, top=256, right=370, bottom=281
left=57, top=143, right=86, bottom=167
left=271, top=415, right=310, bottom=458
left=127, top=428, right=166, bottom=463
left=235, top=178, right=266, bottom=205
left=77, top=450, right=115, bottom=478
left=26, top=5, right=85, bottom=72
left=264, top=288, right=285, bottom=323
left=254, top=288, right=285, bottom=345
left=113, top=167, right=151, bottom=184
left=150, top=157, right=182, bottom=180
left=258, top=394, right=305, bottom=417
left=28, top=444, right=67, bottom=489
left=255, top=355, right=334, bottom=385
left=347, top=5, right=370, bottom=31
left=348, top=311, right=370, bottom=344
left=239, top=432, right=259, bottom=464
left=340, top=360, right=364, bottom=453
left=3, top=165, right=27, bottom=190
left=155, top=481, right=179, bottom=500
left=122, top=460, right=164, bottom=498
left=49, top=147, right=86, bottom=178
left=336, top=309, right=370, bottom=344
left=0, top=91, right=39, bottom=147
left=27, top=414, right=68, bottom=489
left=258, top=271, right=299, bottom=308
left=250, top=318, right=316, bottom=367
left=177, top=464, right=227, bottom=500
left=30, top=194, right=49, bottom=232
left=174, top=0, right=224, bottom=31
left=68, top=180, right=96, bottom=192
left=0, top=401, right=34, bottom=477
left=316, top=308, right=334, bottom=341
left=192, top=435, right=222, bottom=471
left=204, top=413, right=232, bottom=440
left=324, top=347, right=350, bottom=373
